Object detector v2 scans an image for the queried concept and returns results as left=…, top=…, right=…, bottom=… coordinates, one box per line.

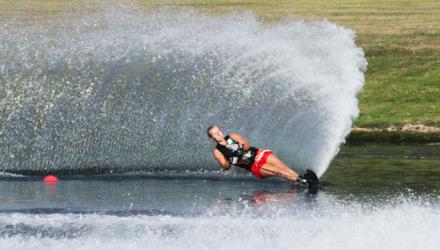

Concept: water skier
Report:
left=207, top=125, right=318, bottom=188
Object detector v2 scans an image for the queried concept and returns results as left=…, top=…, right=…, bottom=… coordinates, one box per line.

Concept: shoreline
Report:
left=347, top=124, right=440, bottom=145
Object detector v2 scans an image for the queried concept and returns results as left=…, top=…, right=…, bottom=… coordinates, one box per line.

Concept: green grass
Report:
left=2, top=0, right=439, bottom=128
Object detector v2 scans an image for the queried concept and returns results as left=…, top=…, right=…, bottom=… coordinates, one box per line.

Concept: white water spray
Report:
left=0, top=6, right=366, bottom=176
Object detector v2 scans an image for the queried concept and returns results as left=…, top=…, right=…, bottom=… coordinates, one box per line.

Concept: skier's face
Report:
left=208, top=126, right=224, bottom=143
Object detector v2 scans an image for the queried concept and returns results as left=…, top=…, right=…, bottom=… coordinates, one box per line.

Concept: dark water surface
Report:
left=323, top=144, right=440, bottom=197
left=1, top=145, right=439, bottom=212
left=0, top=145, right=439, bottom=249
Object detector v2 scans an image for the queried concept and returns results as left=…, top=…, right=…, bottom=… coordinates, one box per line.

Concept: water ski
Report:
left=299, top=169, right=320, bottom=193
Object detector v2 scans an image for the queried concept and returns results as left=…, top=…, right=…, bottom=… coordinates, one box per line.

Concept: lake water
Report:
left=0, top=144, right=439, bottom=250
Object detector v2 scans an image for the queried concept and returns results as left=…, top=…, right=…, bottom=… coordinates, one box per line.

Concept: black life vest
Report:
left=216, top=135, right=258, bottom=171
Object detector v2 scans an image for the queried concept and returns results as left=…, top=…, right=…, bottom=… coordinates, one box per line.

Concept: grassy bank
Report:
left=1, top=0, right=439, bottom=128
left=347, top=130, right=440, bottom=145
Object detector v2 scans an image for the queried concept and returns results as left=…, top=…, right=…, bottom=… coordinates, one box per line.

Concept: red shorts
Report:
left=250, top=149, right=272, bottom=179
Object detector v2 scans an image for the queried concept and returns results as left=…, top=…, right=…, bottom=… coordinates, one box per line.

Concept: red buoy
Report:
left=43, top=175, right=58, bottom=183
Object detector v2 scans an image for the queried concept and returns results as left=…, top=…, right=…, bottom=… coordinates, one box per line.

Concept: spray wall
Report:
left=0, top=6, right=366, bottom=176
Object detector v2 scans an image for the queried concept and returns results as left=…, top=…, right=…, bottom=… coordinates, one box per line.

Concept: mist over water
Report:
left=1, top=196, right=439, bottom=250
left=0, top=5, right=366, bottom=176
